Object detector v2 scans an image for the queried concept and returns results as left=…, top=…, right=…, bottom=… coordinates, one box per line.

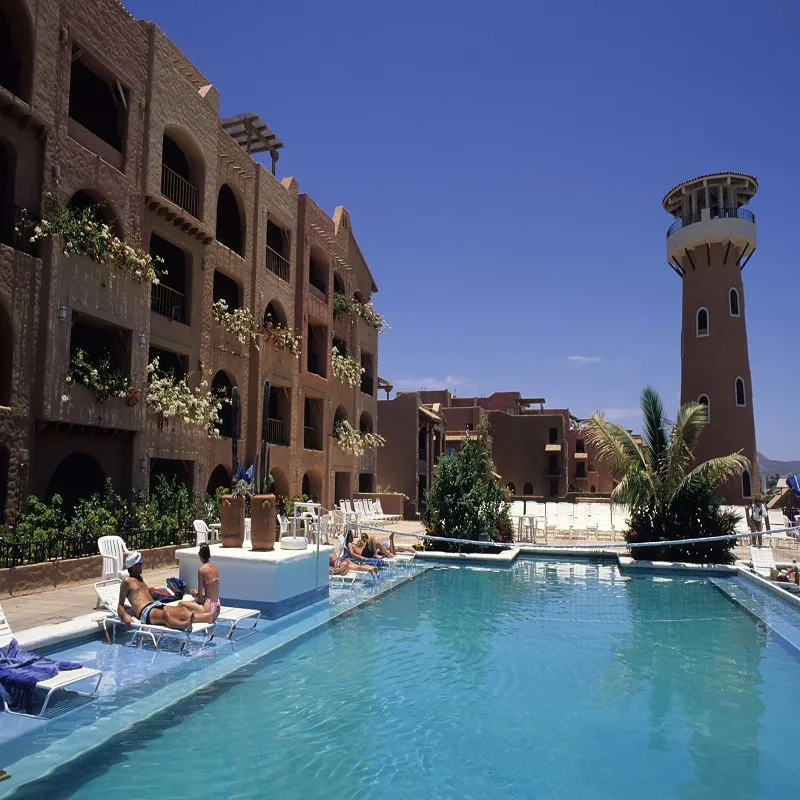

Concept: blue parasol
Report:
left=787, top=473, right=800, bottom=497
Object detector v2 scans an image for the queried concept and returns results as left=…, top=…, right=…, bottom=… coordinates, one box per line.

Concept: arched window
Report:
left=735, top=377, right=746, bottom=407
left=590, top=485, right=596, bottom=493
left=69, top=189, right=122, bottom=237
left=698, top=394, right=710, bottom=422
left=301, top=470, right=321, bottom=501
left=523, top=482, right=533, bottom=495
left=333, top=405, right=348, bottom=432
left=46, top=453, right=105, bottom=515
left=216, top=184, right=244, bottom=256
left=729, top=288, right=740, bottom=317
left=211, top=371, right=235, bottom=438
left=333, top=271, right=345, bottom=295
left=359, top=411, right=373, bottom=434
left=696, top=308, right=709, bottom=337
left=506, top=482, right=516, bottom=494
left=742, top=470, right=752, bottom=499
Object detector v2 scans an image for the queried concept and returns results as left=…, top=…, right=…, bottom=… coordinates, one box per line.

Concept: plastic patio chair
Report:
left=98, top=535, right=131, bottom=582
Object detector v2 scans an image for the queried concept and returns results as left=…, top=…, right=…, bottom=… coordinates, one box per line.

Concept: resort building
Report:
left=378, top=389, right=617, bottom=508
left=0, top=0, right=382, bottom=520
left=662, top=172, right=760, bottom=503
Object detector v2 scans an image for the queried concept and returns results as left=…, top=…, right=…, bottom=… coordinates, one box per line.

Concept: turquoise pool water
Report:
left=5, top=560, right=800, bottom=798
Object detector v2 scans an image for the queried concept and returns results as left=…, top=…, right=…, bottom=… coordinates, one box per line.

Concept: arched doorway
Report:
left=206, top=464, right=230, bottom=496
left=301, top=470, right=321, bottom=501
left=161, top=128, right=204, bottom=218
left=270, top=466, right=288, bottom=500
left=211, top=371, right=235, bottom=438
left=216, top=184, right=244, bottom=255
left=46, top=453, right=106, bottom=514
left=333, top=405, right=348, bottom=432
left=263, top=300, right=287, bottom=330
left=0, top=2, right=33, bottom=102
left=149, top=458, right=193, bottom=492
left=359, top=411, right=373, bottom=434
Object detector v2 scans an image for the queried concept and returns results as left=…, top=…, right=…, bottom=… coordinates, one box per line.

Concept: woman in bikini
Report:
left=179, top=543, right=221, bottom=622
left=358, top=531, right=415, bottom=558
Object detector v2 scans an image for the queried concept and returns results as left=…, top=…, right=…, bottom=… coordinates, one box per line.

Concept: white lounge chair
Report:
left=375, top=500, right=401, bottom=523
left=0, top=601, right=102, bottom=717
left=94, top=579, right=217, bottom=651
left=750, top=547, right=800, bottom=592
left=98, top=535, right=131, bottom=581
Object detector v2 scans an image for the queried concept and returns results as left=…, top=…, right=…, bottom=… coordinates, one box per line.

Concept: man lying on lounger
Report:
left=770, top=562, right=800, bottom=585
left=117, top=552, right=195, bottom=630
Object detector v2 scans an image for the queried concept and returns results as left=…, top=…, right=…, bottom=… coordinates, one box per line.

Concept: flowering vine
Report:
left=263, top=320, right=301, bottom=356
left=65, top=349, right=131, bottom=403
left=332, top=419, right=386, bottom=456
left=212, top=299, right=259, bottom=347
left=331, top=346, right=363, bottom=387
left=31, top=193, right=163, bottom=283
left=146, top=358, right=227, bottom=438
left=332, top=291, right=387, bottom=332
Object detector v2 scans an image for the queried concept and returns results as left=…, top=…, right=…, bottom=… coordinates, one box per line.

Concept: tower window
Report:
left=729, top=288, right=740, bottom=317
left=735, top=378, right=746, bottom=407
left=698, top=394, right=710, bottom=422
left=696, top=308, right=709, bottom=337
left=742, top=470, right=752, bottom=499
left=549, top=427, right=558, bottom=444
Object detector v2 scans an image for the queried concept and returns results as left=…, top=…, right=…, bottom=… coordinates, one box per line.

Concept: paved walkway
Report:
left=3, top=568, right=173, bottom=633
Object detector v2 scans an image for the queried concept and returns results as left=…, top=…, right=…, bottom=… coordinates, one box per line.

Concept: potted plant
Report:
left=250, top=381, right=277, bottom=551
left=220, top=477, right=248, bottom=548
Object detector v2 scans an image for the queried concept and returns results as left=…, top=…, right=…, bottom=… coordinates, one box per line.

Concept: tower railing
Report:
left=666, top=207, right=755, bottom=238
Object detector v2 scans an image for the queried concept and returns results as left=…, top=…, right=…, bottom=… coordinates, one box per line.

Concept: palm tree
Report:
left=586, top=386, right=748, bottom=509
left=585, top=387, right=748, bottom=561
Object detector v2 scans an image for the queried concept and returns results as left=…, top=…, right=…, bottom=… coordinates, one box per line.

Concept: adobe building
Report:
left=377, top=392, right=444, bottom=512
left=0, top=0, right=382, bottom=520
left=378, top=389, right=616, bottom=508
left=662, top=173, right=759, bottom=503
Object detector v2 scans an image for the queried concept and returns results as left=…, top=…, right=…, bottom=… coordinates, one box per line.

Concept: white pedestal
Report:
left=176, top=542, right=334, bottom=619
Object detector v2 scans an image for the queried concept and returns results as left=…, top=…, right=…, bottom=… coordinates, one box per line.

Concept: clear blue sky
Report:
left=128, top=0, right=799, bottom=460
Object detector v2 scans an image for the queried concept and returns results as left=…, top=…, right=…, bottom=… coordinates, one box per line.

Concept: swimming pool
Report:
left=3, top=559, right=800, bottom=798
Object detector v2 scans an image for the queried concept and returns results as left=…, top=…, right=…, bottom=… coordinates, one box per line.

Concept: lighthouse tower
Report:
left=662, top=172, right=759, bottom=503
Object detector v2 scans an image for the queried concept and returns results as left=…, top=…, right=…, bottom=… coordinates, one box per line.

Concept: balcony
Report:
left=666, top=206, right=754, bottom=238
left=161, top=163, right=199, bottom=219
left=304, top=425, right=322, bottom=451
left=0, top=204, right=39, bottom=256
left=266, top=246, right=290, bottom=282
left=267, top=417, right=287, bottom=446
left=151, top=283, right=187, bottom=324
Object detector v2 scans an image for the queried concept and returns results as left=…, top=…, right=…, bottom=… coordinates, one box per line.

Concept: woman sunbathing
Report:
left=179, top=544, right=221, bottom=623
left=329, top=551, right=378, bottom=578
left=345, top=531, right=384, bottom=566
left=359, top=531, right=416, bottom=558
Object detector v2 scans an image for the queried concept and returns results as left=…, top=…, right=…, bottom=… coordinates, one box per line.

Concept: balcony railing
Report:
left=304, top=425, right=321, bottom=450
left=267, top=417, right=287, bottom=446
left=151, top=283, right=187, bottom=323
left=0, top=203, right=39, bottom=256
left=266, top=246, right=290, bottom=282
left=360, top=375, right=374, bottom=396
left=161, top=163, right=199, bottom=218
left=545, top=468, right=561, bottom=478
left=666, top=206, right=755, bottom=238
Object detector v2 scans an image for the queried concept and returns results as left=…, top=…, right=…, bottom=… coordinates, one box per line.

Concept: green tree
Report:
left=585, top=387, right=748, bottom=563
left=424, top=426, right=509, bottom=551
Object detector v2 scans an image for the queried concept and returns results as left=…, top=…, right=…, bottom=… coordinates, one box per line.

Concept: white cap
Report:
left=125, top=552, right=143, bottom=569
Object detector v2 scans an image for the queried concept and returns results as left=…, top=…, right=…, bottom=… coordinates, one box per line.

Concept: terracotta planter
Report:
left=250, top=494, right=277, bottom=551
left=220, top=494, right=246, bottom=547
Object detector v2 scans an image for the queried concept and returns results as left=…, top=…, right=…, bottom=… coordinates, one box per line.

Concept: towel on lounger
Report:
left=0, top=639, right=82, bottom=713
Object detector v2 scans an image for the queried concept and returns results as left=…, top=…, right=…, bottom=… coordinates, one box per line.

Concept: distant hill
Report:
left=758, top=452, right=800, bottom=477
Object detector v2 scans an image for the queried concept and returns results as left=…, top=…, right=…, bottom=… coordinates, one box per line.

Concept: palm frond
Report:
left=662, top=401, right=709, bottom=496
left=640, top=386, right=668, bottom=463
left=584, top=416, right=646, bottom=478
left=678, top=453, right=750, bottom=496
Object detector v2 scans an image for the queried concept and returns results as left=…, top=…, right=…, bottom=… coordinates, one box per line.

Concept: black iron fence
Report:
left=151, top=282, right=187, bottom=323
left=161, top=163, right=199, bottom=218
left=0, top=526, right=194, bottom=569
left=666, top=206, right=755, bottom=238
left=266, top=246, right=290, bottom=282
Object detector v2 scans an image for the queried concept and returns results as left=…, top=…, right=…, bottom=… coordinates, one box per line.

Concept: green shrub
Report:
left=15, top=495, right=66, bottom=541
left=424, top=427, right=509, bottom=552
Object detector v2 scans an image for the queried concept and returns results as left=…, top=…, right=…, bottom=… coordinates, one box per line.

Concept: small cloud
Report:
left=568, top=355, right=602, bottom=365
left=393, top=375, right=470, bottom=391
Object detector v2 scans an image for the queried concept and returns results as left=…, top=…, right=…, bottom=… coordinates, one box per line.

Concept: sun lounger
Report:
left=749, top=547, right=800, bottom=592
left=94, top=579, right=218, bottom=651
left=0, top=602, right=102, bottom=717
